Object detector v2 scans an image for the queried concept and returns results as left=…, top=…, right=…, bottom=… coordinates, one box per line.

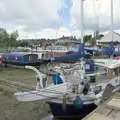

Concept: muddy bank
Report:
left=0, top=67, right=51, bottom=120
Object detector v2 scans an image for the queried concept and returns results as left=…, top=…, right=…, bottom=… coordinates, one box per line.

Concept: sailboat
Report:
left=14, top=0, right=120, bottom=119
left=14, top=56, right=120, bottom=118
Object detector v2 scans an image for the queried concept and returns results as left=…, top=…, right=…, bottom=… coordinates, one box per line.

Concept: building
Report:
left=97, top=31, right=120, bottom=46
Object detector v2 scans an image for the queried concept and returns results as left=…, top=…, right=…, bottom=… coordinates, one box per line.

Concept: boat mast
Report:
left=80, top=0, right=84, bottom=80
left=80, top=0, right=84, bottom=43
left=111, top=0, right=113, bottom=41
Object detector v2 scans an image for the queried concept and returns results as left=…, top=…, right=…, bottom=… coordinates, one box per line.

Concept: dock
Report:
left=83, top=92, right=120, bottom=120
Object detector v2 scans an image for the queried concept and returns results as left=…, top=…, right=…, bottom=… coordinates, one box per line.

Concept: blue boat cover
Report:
left=51, top=43, right=84, bottom=62
left=85, top=41, right=118, bottom=56
left=97, top=41, right=115, bottom=55
left=52, top=73, right=63, bottom=85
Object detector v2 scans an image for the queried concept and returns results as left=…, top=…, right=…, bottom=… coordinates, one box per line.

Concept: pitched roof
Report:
left=97, top=31, right=120, bottom=43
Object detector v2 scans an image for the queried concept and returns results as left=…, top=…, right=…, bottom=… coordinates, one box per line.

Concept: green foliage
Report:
left=0, top=28, right=19, bottom=51
left=83, top=35, right=92, bottom=43
left=10, top=30, right=19, bottom=46
left=17, top=40, right=29, bottom=47
left=0, top=28, right=8, bottom=47
left=83, top=34, right=104, bottom=46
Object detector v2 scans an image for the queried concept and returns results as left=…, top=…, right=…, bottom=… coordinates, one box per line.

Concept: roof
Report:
left=94, top=59, right=120, bottom=69
left=97, top=31, right=120, bottom=43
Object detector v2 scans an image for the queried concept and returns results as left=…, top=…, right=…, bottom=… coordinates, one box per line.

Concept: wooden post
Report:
left=108, top=69, right=113, bottom=80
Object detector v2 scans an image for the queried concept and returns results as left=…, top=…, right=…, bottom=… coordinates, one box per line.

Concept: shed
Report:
left=97, top=31, right=120, bottom=43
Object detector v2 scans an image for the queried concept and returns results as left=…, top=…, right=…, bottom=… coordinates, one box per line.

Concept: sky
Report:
left=0, top=0, right=120, bottom=39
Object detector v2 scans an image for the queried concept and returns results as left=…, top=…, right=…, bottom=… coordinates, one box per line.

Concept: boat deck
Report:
left=82, top=92, right=120, bottom=120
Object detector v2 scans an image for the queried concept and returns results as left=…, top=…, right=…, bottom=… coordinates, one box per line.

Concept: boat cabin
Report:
left=6, top=52, right=38, bottom=65
left=91, top=59, right=120, bottom=88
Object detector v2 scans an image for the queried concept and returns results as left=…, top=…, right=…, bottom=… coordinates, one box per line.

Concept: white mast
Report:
left=111, top=0, right=113, bottom=41
left=80, top=0, right=84, bottom=80
left=80, top=0, right=84, bottom=43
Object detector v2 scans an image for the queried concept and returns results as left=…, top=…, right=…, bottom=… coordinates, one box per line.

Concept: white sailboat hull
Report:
left=14, top=90, right=62, bottom=101
left=14, top=82, right=72, bottom=101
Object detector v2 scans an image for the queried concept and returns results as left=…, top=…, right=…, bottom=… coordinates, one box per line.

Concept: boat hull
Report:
left=48, top=102, right=97, bottom=119
left=2, top=59, right=49, bottom=66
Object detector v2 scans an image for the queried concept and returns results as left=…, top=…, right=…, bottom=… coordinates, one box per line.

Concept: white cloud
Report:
left=17, top=27, right=93, bottom=39
left=70, top=0, right=120, bottom=32
left=18, top=27, right=71, bottom=39
left=1, top=0, right=120, bottom=39
left=0, top=0, right=64, bottom=32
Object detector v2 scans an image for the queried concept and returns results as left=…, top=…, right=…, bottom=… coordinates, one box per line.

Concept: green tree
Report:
left=18, top=40, right=29, bottom=47
left=10, top=30, right=19, bottom=47
left=0, top=28, right=9, bottom=47
left=0, top=28, right=19, bottom=51
left=83, top=35, right=92, bottom=44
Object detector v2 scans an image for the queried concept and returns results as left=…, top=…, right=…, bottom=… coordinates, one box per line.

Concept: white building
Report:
left=97, top=31, right=120, bottom=44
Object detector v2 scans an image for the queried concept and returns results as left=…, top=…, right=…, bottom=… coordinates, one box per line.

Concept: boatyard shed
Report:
left=97, top=31, right=120, bottom=45
left=7, top=52, right=38, bottom=63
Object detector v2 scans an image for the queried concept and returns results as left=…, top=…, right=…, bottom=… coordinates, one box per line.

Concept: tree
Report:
left=10, top=30, right=19, bottom=47
left=18, top=40, right=29, bottom=47
left=0, top=28, right=19, bottom=51
left=0, top=28, right=9, bottom=47
left=83, top=35, right=92, bottom=43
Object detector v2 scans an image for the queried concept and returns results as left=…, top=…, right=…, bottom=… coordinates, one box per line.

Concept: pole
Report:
left=80, top=0, right=84, bottom=43
left=111, top=0, right=113, bottom=41
left=80, top=0, right=85, bottom=80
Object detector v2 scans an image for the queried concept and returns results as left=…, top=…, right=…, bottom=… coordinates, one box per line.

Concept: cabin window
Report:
left=113, top=68, right=119, bottom=77
left=108, top=67, right=119, bottom=80
left=119, top=67, right=120, bottom=74
left=28, top=55, right=37, bottom=61
left=29, top=55, right=32, bottom=61
left=41, top=54, right=44, bottom=59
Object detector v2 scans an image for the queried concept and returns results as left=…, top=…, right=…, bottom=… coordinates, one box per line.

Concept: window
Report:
left=113, top=67, right=119, bottom=77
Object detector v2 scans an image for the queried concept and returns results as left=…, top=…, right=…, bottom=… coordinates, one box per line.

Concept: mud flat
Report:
left=0, top=67, right=51, bottom=120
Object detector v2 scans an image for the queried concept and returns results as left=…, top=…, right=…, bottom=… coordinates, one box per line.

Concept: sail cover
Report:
left=51, top=43, right=84, bottom=62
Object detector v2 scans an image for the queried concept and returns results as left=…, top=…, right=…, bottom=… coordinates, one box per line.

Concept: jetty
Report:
left=83, top=92, right=120, bottom=120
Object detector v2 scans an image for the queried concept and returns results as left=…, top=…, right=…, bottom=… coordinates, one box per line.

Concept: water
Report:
left=41, top=115, right=53, bottom=120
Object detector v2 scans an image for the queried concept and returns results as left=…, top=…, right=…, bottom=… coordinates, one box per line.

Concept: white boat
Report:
left=14, top=0, right=118, bottom=118
left=14, top=58, right=120, bottom=118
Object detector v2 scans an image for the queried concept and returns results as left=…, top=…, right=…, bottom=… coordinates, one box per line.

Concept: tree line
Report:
left=0, top=28, right=104, bottom=50
left=83, top=34, right=104, bottom=45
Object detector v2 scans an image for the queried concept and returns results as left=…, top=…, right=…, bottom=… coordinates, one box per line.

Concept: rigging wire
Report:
left=56, top=0, right=65, bottom=39
left=93, top=0, right=101, bottom=32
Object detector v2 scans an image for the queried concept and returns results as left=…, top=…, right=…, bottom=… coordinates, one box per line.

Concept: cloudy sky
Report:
left=0, top=0, right=120, bottom=39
